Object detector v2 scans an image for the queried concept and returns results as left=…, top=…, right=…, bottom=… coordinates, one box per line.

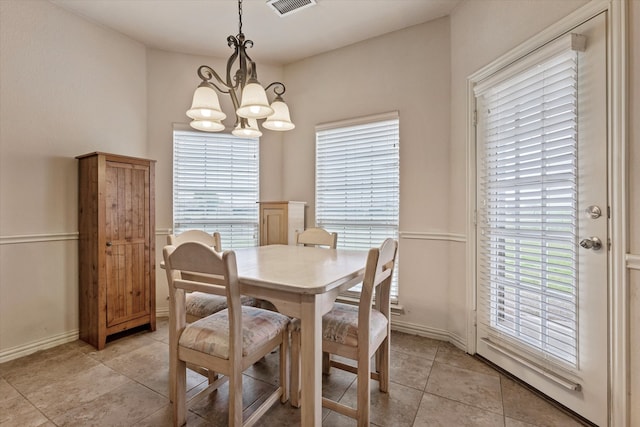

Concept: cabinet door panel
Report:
left=105, top=161, right=150, bottom=327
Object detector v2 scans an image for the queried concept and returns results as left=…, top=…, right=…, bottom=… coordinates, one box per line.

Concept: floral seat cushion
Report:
left=322, top=303, right=388, bottom=347
left=185, top=292, right=259, bottom=319
left=179, top=306, right=290, bottom=358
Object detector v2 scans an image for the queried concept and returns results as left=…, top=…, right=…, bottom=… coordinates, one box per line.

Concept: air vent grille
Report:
left=267, top=0, right=317, bottom=17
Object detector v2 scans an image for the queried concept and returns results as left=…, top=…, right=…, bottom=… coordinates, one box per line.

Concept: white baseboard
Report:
left=156, top=307, right=169, bottom=318
left=390, top=319, right=467, bottom=351
left=0, top=329, right=80, bottom=364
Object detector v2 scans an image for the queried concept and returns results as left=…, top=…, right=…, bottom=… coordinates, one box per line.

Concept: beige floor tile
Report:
left=501, top=376, right=586, bottom=427
left=425, top=361, right=503, bottom=414
left=505, top=417, right=540, bottom=427
left=413, top=392, right=505, bottom=426
left=337, top=379, right=424, bottom=427
left=188, top=375, right=279, bottom=425
left=103, top=339, right=205, bottom=398
left=0, top=394, right=50, bottom=427
left=134, top=403, right=212, bottom=427
left=390, top=349, right=433, bottom=390
left=322, top=364, right=357, bottom=402
left=0, top=378, right=21, bottom=403
left=23, top=364, right=131, bottom=419
left=253, top=401, right=303, bottom=427
left=50, top=381, right=167, bottom=426
left=243, top=348, right=283, bottom=387
left=390, top=331, right=440, bottom=360
left=2, top=347, right=101, bottom=396
left=435, top=343, right=500, bottom=377
left=86, top=333, right=158, bottom=363
left=146, top=317, right=170, bottom=344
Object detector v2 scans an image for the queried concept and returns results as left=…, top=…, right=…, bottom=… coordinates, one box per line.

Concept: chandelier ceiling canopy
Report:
left=186, top=0, right=295, bottom=137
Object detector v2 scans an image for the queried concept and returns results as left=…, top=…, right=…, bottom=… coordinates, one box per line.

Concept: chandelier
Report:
left=186, top=0, right=295, bottom=137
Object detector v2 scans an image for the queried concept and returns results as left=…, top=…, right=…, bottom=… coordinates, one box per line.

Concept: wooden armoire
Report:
left=77, top=152, right=156, bottom=349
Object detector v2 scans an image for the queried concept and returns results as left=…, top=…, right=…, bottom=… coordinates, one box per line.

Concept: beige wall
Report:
left=281, top=18, right=454, bottom=337
left=0, top=0, right=147, bottom=354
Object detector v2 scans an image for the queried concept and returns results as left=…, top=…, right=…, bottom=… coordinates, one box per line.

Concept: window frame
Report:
left=315, top=112, right=400, bottom=302
left=172, top=126, right=260, bottom=249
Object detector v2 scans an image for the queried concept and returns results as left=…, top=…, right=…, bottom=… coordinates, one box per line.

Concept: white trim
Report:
left=0, top=232, right=78, bottom=245
left=315, top=111, right=399, bottom=132
left=0, top=329, right=79, bottom=364
left=399, top=231, right=466, bottom=242
left=0, top=229, right=172, bottom=245
left=627, top=254, right=640, bottom=271
left=156, top=307, right=169, bottom=318
left=390, top=319, right=466, bottom=351
left=608, top=0, right=629, bottom=425
left=466, top=0, right=628, bottom=424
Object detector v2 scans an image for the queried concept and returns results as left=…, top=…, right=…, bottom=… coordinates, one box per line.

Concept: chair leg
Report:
left=229, top=367, right=243, bottom=426
left=357, top=350, right=371, bottom=427
left=322, top=351, right=331, bottom=375
left=173, top=359, right=187, bottom=427
left=377, top=336, right=390, bottom=393
left=280, top=329, right=289, bottom=403
left=289, top=328, right=301, bottom=408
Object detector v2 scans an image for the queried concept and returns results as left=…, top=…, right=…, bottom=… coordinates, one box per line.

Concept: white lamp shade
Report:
left=190, top=119, right=225, bottom=132
left=236, top=83, right=274, bottom=119
left=262, top=100, right=295, bottom=131
left=232, top=118, right=262, bottom=138
left=187, top=86, right=226, bottom=121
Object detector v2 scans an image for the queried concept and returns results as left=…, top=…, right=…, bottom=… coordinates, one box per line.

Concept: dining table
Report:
left=195, top=244, right=368, bottom=426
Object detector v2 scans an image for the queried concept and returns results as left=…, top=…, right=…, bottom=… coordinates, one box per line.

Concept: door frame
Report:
left=464, top=0, right=629, bottom=425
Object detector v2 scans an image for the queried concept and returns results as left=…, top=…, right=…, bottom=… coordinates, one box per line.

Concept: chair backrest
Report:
left=167, top=230, right=222, bottom=252
left=359, top=238, right=398, bottom=325
left=163, top=242, right=242, bottom=355
left=295, top=227, right=337, bottom=249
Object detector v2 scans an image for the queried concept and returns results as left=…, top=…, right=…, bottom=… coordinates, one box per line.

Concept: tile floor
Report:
left=0, top=319, right=589, bottom=426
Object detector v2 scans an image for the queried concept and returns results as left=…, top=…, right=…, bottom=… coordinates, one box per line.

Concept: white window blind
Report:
left=173, top=129, right=259, bottom=249
left=315, top=113, right=399, bottom=300
left=476, top=47, right=579, bottom=367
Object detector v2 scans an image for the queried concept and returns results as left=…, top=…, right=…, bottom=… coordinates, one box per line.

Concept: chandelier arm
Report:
left=197, top=65, right=233, bottom=93
left=264, top=82, right=286, bottom=97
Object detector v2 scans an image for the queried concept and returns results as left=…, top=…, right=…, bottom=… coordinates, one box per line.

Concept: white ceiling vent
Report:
left=267, top=0, right=317, bottom=17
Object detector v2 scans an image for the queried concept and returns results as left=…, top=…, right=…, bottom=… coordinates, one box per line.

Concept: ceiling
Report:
left=50, top=0, right=462, bottom=65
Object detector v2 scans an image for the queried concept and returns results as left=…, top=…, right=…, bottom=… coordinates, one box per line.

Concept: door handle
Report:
left=106, top=241, right=113, bottom=247
left=579, top=237, right=602, bottom=251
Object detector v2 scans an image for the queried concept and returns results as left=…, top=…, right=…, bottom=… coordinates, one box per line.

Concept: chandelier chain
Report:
left=238, top=0, right=243, bottom=36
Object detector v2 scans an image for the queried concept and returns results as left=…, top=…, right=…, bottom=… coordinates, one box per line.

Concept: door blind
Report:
left=173, top=129, right=259, bottom=248
left=476, top=48, right=579, bottom=367
left=315, top=114, right=399, bottom=300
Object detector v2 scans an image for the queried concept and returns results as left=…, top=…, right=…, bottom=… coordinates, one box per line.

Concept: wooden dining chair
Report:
left=290, top=238, right=398, bottom=426
left=167, top=230, right=258, bottom=323
left=295, top=227, right=338, bottom=248
left=164, top=242, right=290, bottom=427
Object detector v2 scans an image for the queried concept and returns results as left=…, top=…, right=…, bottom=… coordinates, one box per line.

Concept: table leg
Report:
left=299, top=296, right=322, bottom=426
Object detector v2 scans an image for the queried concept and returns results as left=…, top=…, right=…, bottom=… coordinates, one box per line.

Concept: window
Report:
left=315, top=112, right=400, bottom=300
left=476, top=45, right=580, bottom=366
left=173, top=129, right=259, bottom=249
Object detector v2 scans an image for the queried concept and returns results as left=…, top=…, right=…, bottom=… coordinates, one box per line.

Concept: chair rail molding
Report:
left=399, top=231, right=466, bottom=242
